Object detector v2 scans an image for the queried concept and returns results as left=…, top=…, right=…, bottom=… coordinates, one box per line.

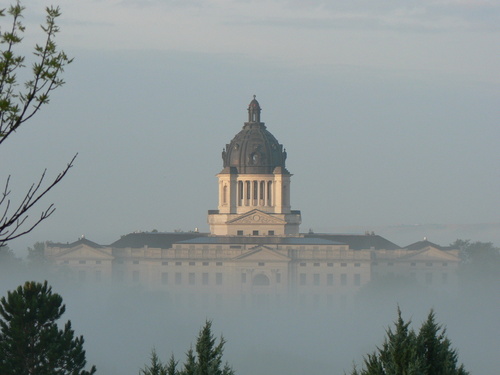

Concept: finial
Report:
left=253, top=94, right=256, bottom=99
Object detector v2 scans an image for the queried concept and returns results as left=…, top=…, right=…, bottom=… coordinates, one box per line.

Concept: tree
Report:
left=27, top=240, right=47, bottom=263
left=0, top=1, right=75, bottom=248
left=141, top=320, right=235, bottom=375
left=451, top=239, right=500, bottom=286
left=140, top=348, right=168, bottom=375
left=349, top=308, right=468, bottom=375
left=0, top=281, right=96, bottom=375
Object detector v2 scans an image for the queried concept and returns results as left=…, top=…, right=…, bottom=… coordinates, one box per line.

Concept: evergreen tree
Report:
left=349, top=308, right=468, bottom=375
left=140, top=349, right=167, bottom=375
left=0, top=281, right=96, bottom=375
left=416, top=310, right=468, bottom=375
left=166, top=354, right=179, bottom=375
left=142, top=320, right=234, bottom=375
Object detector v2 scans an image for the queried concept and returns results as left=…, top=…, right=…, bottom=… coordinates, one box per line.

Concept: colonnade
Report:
left=235, top=180, right=273, bottom=207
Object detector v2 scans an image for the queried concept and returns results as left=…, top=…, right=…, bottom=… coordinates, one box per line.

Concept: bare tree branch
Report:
left=0, top=154, right=77, bottom=247
left=0, top=2, right=74, bottom=248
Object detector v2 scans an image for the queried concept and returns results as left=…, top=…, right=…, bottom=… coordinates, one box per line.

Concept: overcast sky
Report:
left=3, top=0, right=499, bottom=251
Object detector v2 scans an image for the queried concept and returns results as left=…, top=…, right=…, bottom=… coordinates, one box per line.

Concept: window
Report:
left=189, top=273, right=195, bottom=285
left=175, top=261, right=182, bottom=266
left=114, top=270, right=124, bottom=282
left=387, top=262, right=394, bottom=266
left=62, top=260, right=69, bottom=264
left=341, top=263, right=347, bottom=267
left=78, top=270, right=86, bottom=282
left=162, top=261, right=168, bottom=266
left=241, top=273, right=247, bottom=283
left=133, top=260, right=139, bottom=265
left=216, top=273, right=223, bottom=285
left=300, top=262, right=306, bottom=267
left=237, top=230, right=243, bottom=236
left=411, top=262, right=416, bottom=267
left=203, top=262, right=209, bottom=266
left=132, top=270, right=140, bottom=282
left=426, top=262, right=433, bottom=267
left=216, top=262, right=223, bottom=266
left=202, top=273, right=209, bottom=285
left=268, top=230, right=275, bottom=236
left=161, top=272, right=168, bottom=285
left=354, top=263, right=360, bottom=267
left=258, top=262, right=265, bottom=266
left=425, top=272, right=433, bottom=285
left=314, top=263, right=320, bottom=267
left=175, top=272, right=182, bottom=285
left=299, top=273, right=306, bottom=285
left=79, top=260, right=86, bottom=264
left=327, top=262, right=333, bottom=267
left=442, top=262, right=448, bottom=266
left=313, top=274, right=320, bottom=286
left=354, top=273, right=361, bottom=286
left=96, top=260, right=101, bottom=264
left=327, top=273, right=334, bottom=286
left=340, top=274, right=347, bottom=286
left=189, top=262, right=195, bottom=266
left=276, top=273, right=281, bottom=283
left=253, top=230, right=259, bottom=236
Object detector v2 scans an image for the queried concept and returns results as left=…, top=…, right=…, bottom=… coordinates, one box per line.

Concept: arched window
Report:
left=223, top=185, right=227, bottom=204
left=253, top=274, right=270, bottom=286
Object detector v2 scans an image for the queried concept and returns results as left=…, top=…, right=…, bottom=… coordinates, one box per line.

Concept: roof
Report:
left=221, top=97, right=288, bottom=174
left=404, top=240, right=452, bottom=251
left=304, top=233, right=401, bottom=250
left=47, top=238, right=104, bottom=249
left=178, top=236, right=343, bottom=246
left=110, top=232, right=207, bottom=249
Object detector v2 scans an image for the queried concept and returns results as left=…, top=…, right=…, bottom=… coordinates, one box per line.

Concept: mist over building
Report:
left=45, top=97, right=461, bottom=307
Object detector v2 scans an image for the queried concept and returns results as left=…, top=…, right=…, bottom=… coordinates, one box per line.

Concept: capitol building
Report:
left=45, top=97, right=460, bottom=307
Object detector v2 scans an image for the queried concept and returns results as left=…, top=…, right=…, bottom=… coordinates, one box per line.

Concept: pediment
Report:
left=404, top=247, right=460, bottom=262
left=227, top=210, right=286, bottom=225
left=55, top=245, right=113, bottom=260
left=233, top=246, right=291, bottom=262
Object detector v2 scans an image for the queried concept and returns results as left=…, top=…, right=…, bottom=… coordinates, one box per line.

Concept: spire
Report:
left=247, top=95, right=261, bottom=123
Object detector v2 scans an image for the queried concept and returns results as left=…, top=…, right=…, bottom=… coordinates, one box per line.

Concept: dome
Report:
left=221, top=97, right=288, bottom=174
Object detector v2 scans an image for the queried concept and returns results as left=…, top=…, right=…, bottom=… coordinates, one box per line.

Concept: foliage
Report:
left=27, top=240, right=47, bottom=263
left=141, top=320, right=234, bottom=375
left=0, top=1, right=75, bottom=247
left=141, top=349, right=168, bottom=375
left=349, top=308, right=468, bottom=375
left=0, top=280, right=96, bottom=375
left=451, top=239, right=500, bottom=284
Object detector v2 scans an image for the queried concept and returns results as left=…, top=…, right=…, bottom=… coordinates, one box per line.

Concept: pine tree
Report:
left=416, top=310, right=468, bottom=375
left=141, top=349, right=168, bottom=375
left=142, top=320, right=234, bottom=375
left=0, top=281, right=96, bottom=375
left=349, top=308, right=468, bottom=375
left=166, top=354, right=179, bottom=375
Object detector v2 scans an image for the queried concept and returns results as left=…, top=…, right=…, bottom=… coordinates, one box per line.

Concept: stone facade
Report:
left=45, top=98, right=461, bottom=307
